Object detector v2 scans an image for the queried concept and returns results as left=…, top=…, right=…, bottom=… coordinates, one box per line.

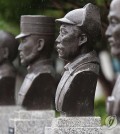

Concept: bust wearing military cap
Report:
left=16, top=15, right=56, bottom=110
left=55, top=3, right=101, bottom=116
left=0, top=30, right=18, bottom=105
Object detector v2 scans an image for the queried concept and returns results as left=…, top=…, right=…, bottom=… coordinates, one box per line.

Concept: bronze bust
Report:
left=0, top=30, right=18, bottom=105
left=55, top=3, right=101, bottom=116
left=106, top=0, right=120, bottom=116
left=16, top=15, right=56, bottom=110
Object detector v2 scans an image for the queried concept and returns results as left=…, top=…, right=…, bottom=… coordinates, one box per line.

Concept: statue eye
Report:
left=60, top=28, right=68, bottom=36
left=21, top=38, right=27, bottom=43
left=110, top=18, right=119, bottom=26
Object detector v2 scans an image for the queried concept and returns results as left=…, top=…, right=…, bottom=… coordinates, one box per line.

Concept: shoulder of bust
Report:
left=71, top=62, right=99, bottom=76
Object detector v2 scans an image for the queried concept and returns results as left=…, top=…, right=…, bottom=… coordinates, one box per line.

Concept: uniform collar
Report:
left=64, top=50, right=99, bottom=74
left=27, top=59, right=52, bottom=74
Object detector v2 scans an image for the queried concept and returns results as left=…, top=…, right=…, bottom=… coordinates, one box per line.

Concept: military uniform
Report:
left=16, top=15, right=56, bottom=110
left=17, top=59, right=56, bottom=110
left=0, top=62, right=16, bottom=105
left=55, top=51, right=99, bottom=116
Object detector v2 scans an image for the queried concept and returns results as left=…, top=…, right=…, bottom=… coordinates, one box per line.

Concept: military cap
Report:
left=16, top=15, right=55, bottom=39
left=56, top=3, right=101, bottom=38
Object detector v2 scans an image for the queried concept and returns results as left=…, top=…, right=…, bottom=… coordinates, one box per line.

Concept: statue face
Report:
left=106, top=0, right=120, bottom=58
left=18, top=35, right=39, bottom=66
left=56, top=24, right=81, bottom=61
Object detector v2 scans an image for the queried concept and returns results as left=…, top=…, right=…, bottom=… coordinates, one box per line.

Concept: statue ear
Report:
left=3, top=47, right=9, bottom=59
left=37, top=39, right=44, bottom=51
left=78, top=34, right=87, bottom=46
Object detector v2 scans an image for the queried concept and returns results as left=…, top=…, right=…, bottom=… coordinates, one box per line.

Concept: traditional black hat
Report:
left=16, top=15, right=55, bottom=39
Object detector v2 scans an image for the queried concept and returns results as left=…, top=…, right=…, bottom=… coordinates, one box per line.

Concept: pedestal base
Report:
left=0, top=106, right=22, bottom=134
left=45, top=117, right=103, bottom=134
left=9, top=110, right=55, bottom=134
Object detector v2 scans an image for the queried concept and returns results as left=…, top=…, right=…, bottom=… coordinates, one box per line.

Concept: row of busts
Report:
left=0, top=3, right=100, bottom=117
left=2, top=0, right=120, bottom=117
left=0, top=28, right=57, bottom=110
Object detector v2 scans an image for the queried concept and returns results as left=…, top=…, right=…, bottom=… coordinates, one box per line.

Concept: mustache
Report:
left=56, top=45, right=64, bottom=50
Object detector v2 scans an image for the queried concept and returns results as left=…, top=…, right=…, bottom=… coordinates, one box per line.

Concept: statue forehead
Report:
left=109, top=0, right=120, bottom=17
left=21, top=34, right=38, bottom=40
left=0, top=31, right=10, bottom=45
left=60, top=24, right=78, bottom=31
left=0, top=31, right=8, bottom=39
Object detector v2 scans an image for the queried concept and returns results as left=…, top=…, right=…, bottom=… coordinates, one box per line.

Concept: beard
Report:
left=111, top=45, right=120, bottom=59
left=111, top=49, right=120, bottom=59
left=20, top=52, right=39, bottom=67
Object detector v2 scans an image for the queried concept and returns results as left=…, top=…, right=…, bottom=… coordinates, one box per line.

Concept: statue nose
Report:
left=56, top=35, right=61, bottom=43
left=105, top=25, right=112, bottom=38
left=18, top=43, right=23, bottom=51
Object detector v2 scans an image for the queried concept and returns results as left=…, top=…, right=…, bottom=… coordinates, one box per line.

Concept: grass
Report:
left=95, top=98, right=108, bottom=125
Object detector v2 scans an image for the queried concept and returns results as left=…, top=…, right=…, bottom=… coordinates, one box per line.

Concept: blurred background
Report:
left=0, top=0, right=119, bottom=124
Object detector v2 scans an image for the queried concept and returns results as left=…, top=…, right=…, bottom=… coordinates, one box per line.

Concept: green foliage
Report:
left=0, top=0, right=111, bottom=32
left=0, top=17, right=19, bottom=35
left=95, top=0, right=106, bottom=6
left=95, top=99, right=108, bottom=125
left=0, top=0, right=112, bottom=51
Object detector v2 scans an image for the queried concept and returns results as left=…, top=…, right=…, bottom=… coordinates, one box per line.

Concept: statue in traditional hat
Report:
left=106, top=0, right=120, bottom=117
left=0, top=30, right=18, bottom=105
left=55, top=3, right=101, bottom=116
left=16, top=15, right=56, bottom=110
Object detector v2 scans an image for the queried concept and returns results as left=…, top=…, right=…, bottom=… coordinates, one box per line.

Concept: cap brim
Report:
left=55, top=18, right=75, bottom=25
left=15, top=33, right=30, bottom=39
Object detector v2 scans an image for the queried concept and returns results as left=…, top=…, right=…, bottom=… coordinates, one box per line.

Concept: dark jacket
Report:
left=17, top=59, right=56, bottom=110
left=55, top=51, right=99, bottom=116
left=0, top=62, right=16, bottom=105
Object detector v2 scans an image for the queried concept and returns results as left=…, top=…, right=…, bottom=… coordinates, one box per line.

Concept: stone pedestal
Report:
left=9, top=110, right=55, bottom=134
left=0, top=106, right=22, bottom=134
left=45, top=117, right=103, bottom=134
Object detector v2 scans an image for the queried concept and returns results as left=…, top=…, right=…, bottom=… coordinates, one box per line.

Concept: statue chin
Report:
left=20, top=60, right=28, bottom=67
left=111, top=49, right=120, bottom=59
